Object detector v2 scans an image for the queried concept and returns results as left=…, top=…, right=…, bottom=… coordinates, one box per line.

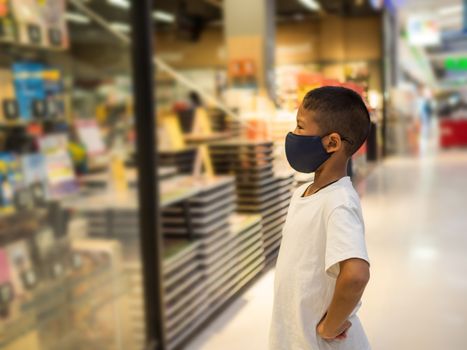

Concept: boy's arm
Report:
left=317, top=258, right=370, bottom=339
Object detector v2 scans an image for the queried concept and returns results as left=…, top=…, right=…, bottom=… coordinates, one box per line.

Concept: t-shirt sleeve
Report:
left=325, top=204, right=370, bottom=278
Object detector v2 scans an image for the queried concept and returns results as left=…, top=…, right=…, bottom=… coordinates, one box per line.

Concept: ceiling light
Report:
left=107, top=0, right=130, bottom=9
left=152, top=11, right=175, bottom=23
left=110, top=22, right=131, bottom=33
left=298, top=0, right=321, bottom=11
left=439, top=4, right=463, bottom=16
left=65, top=12, right=91, bottom=24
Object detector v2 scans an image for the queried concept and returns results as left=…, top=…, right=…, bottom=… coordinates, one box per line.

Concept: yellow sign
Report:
left=161, top=114, right=185, bottom=151
left=110, top=155, right=128, bottom=194
left=192, top=108, right=213, bottom=135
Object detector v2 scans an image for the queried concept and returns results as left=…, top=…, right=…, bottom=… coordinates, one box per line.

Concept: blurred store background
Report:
left=0, top=0, right=466, bottom=350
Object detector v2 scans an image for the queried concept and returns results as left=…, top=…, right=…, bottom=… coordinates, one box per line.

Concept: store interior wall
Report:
left=154, top=15, right=382, bottom=92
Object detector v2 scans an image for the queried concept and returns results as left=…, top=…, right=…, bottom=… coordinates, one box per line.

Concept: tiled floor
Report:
left=186, top=149, right=467, bottom=350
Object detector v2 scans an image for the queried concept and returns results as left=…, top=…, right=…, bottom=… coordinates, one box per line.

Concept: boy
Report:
left=269, top=86, right=371, bottom=350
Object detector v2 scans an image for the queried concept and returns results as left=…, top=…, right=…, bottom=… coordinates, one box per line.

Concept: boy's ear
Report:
left=324, top=133, right=343, bottom=153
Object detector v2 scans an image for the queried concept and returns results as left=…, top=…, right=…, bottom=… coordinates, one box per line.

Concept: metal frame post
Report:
left=130, top=1, right=166, bottom=349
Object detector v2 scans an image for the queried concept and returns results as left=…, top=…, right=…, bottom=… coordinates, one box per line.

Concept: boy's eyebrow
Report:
left=296, top=114, right=305, bottom=125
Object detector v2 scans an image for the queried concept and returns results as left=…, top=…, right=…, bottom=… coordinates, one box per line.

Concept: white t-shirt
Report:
left=269, top=176, right=371, bottom=350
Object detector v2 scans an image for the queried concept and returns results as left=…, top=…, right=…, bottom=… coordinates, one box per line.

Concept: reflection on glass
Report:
left=0, top=1, right=145, bottom=350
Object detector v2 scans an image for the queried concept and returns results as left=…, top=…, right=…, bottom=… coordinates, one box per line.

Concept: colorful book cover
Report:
left=0, top=153, right=24, bottom=213
left=22, top=153, right=49, bottom=203
left=10, top=0, right=46, bottom=45
left=39, top=134, right=79, bottom=198
left=40, top=0, right=69, bottom=49
left=0, top=248, right=14, bottom=314
left=0, top=68, right=18, bottom=122
left=0, top=0, right=8, bottom=17
left=43, top=67, right=64, bottom=119
left=5, top=240, right=34, bottom=296
left=12, top=62, right=46, bottom=121
left=75, top=119, right=106, bottom=157
left=0, top=0, right=15, bottom=42
left=0, top=248, right=12, bottom=286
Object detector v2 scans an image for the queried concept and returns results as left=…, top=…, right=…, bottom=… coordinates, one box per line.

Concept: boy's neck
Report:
left=313, top=158, right=349, bottom=189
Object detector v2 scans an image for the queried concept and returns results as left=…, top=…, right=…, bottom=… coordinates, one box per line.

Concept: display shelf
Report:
left=264, top=225, right=283, bottom=252
left=263, top=216, right=286, bottom=238
left=162, top=194, right=234, bottom=216
left=237, top=188, right=291, bottom=212
left=203, top=214, right=263, bottom=293
left=261, top=204, right=288, bottom=225
left=237, top=184, right=287, bottom=205
left=164, top=214, right=265, bottom=350
left=0, top=116, right=67, bottom=127
left=65, top=173, right=270, bottom=350
left=199, top=228, right=231, bottom=262
left=162, top=205, right=235, bottom=235
left=79, top=175, right=236, bottom=350
left=184, top=131, right=232, bottom=144
left=158, top=148, right=197, bottom=174
left=67, top=174, right=229, bottom=346
left=165, top=279, right=206, bottom=320
left=164, top=211, right=264, bottom=348
left=209, top=142, right=274, bottom=156
left=0, top=40, right=67, bottom=52
left=161, top=177, right=236, bottom=238
left=165, top=280, right=208, bottom=325
left=225, top=118, right=242, bottom=138
left=166, top=260, right=265, bottom=350
left=208, top=109, right=229, bottom=134
left=163, top=238, right=200, bottom=275
left=164, top=263, right=201, bottom=300
left=166, top=300, right=211, bottom=350
left=123, top=237, right=206, bottom=350
left=236, top=175, right=293, bottom=196
left=78, top=166, right=177, bottom=190
left=187, top=185, right=235, bottom=205
left=209, top=140, right=295, bottom=264
left=165, top=271, right=205, bottom=320
left=68, top=176, right=203, bottom=209
left=70, top=175, right=236, bottom=237
left=121, top=257, right=145, bottom=350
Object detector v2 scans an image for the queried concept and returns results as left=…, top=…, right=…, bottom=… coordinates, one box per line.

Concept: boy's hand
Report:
left=317, top=319, right=352, bottom=341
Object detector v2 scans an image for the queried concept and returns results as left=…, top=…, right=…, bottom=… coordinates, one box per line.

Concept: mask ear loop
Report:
left=323, top=133, right=355, bottom=146
left=341, top=137, right=354, bottom=145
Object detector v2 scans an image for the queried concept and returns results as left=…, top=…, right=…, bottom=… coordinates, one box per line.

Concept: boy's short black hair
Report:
left=302, top=86, right=370, bottom=156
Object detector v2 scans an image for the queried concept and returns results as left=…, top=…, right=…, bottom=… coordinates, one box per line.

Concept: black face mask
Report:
left=285, top=132, right=331, bottom=173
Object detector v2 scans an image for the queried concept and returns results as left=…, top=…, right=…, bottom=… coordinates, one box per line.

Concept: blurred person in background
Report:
left=188, top=90, right=204, bottom=108
left=417, top=85, right=433, bottom=137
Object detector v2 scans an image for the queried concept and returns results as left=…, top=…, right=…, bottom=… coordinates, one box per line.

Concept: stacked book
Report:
left=209, top=140, right=295, bottom=264
left=163, top=238, right=206, bottom=349
left=158, top=148, right=197, bottom=174
left=123, top=238, right=204, bottom=350
left=67, top=175, right=272, bottom=349
left=161, top=177, right=236, bottom=239
left=225, top=117, right=242, bottom=138
left=161, top=178, right=267, bottom=349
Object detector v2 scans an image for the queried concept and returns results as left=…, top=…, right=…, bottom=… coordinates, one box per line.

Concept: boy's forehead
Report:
left=297, top=105, right=315, bottom=122
left=297, top=104, right=306, bottom=119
